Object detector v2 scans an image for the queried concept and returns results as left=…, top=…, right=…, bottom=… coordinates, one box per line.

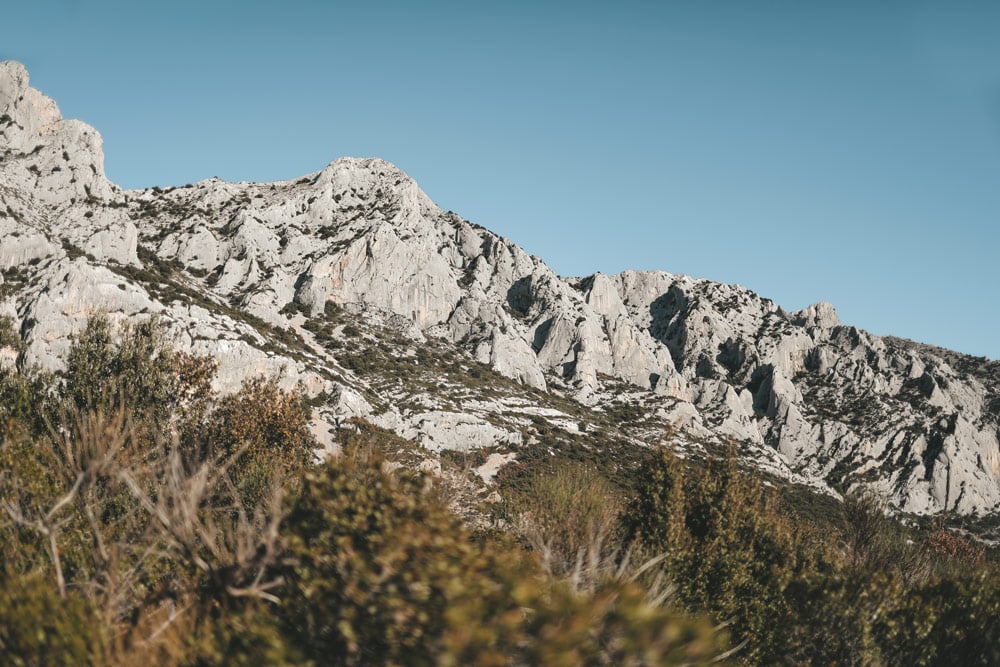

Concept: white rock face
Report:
left=3, top=60, right=1000, bottom=517
left=398, top=411, right=523, bottom=453
left=1, top=61, right=116, bottom=206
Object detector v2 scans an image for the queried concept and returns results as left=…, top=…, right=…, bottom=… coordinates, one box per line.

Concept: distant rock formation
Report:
left=3, top=60, right=998, bottom=515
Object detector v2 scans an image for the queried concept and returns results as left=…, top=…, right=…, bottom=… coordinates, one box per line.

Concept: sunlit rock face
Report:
left=3, top=60, right=1000, bottom=516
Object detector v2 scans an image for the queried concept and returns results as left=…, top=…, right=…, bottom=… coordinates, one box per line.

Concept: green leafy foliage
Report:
left=281, top=444, right=516, bottom=665
left=204, top=376, right=315, bottom=505
left=0, top=367, right=54, bottom=436
left=65, top=316, right=177, bottom=417
left=879, top=573, right=1000, bottom=666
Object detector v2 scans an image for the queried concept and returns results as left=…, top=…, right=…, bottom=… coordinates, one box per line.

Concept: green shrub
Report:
left=626, top=446, right=834, bottom=663
left=877, top=573, right=1000, bottom=666
left=0, top=367, right=54, bottom=436
left=781, top=570, right=893, bottom=665
left=64, top=316, right=176, bottom=425
left=0, top=315, right=22, bottom=351
left=0, top=437, right=77, bottom=577
left=166, top=601, right=305, bottom=667
left=0, top=570, right=106, bottom=665
left=204, top=376, right=315, bottom=505
left=280, top=444, right=511, bottom=665
left=519, top=579, right=722, bottom=667
left=842, top=488, right=928, bottom=581
left=281, top=439, right=725, bottom=666
left=504, top=460, right=624, bottom=580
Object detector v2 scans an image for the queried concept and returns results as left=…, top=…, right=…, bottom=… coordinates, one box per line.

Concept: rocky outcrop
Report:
left=0, top=61, right=117, bottom=207
left=2, top=61, right=999, bottom=517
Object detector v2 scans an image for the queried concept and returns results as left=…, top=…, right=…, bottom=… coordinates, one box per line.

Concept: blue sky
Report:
left=3, top=1, right=999, bottom=359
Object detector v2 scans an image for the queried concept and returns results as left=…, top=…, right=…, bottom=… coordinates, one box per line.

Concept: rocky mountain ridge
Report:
left=2, top=60, right=999, bottom=518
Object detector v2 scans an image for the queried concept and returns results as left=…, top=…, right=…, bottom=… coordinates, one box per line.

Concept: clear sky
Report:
left=3, top=1, right=999, bottom=359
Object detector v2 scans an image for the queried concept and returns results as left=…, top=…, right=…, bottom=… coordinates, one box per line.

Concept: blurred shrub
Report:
left=0, top=367, right=56, bottom=437
left=879, top=573, right=1000, bottom=666
left=842, top=489, right=929, bottom=582
left=205, top=376, right=315, bottom=505
left=0, top=570, right=107, bottom=666
left=626, top=446, right=835, bottom=663
left=504, top=460, right=624, bottom=580
left=281, top=442, right=524, bottom=665
left=281, top=435, right=725, bottom=666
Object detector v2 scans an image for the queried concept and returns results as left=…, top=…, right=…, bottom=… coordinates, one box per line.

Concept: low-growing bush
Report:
left=504, top=460, right=625, bottom=582
left=3, top=314, right=1000, bottom=665
left=626, top=446, right=837, bottom=663
left=280, top=439, right=725, bottom=666
left=0, top=570, right=107, bottom=665
left=624, top=444, right=1000, bottom=664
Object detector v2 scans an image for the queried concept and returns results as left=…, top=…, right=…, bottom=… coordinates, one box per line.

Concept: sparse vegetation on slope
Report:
left=0, top=319, right=725, bottom=665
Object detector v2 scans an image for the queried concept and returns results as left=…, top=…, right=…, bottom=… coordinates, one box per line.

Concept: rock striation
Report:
left=2, top=61, right=999, bottom=517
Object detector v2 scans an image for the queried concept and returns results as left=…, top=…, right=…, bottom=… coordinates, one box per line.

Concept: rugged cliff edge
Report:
left=2, top=60, right=998, bottom=516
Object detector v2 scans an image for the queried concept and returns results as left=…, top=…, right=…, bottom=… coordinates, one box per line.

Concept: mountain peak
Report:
left=0, top=60, right=114, bottom=204
left=323, top=155, right=404, bottom=173
left=792, top=301, right=840, bottom=330
left=1, top=60, right=63, bottom=143
left=3, top=61, right=999, bottom=520
left=315, top=156, right=418, bottom=192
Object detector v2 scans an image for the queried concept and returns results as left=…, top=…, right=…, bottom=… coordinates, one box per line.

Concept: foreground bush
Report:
left=624, top=445, right=1000, bottom=664
left=0, top=570, right=105, bottom=666
left=503, top=460, right=624, bottom=581
left=0, top=318, right=315, bottom=663
left=281, top=436, right=724, bottom=666
left=626, top=446, right=834, bottom=662
left=878, top=572, right=1000, bottom=666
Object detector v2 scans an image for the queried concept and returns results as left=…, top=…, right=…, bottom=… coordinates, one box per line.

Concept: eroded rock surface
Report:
left=3, top=61, right=999, bottom=516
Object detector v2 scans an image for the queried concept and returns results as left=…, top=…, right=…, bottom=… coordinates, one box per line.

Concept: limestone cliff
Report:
left=2, top=61, right=998, bottom=516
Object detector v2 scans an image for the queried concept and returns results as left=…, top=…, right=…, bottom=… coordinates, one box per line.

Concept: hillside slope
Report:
left=2, top=60, right=998, bottom=516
